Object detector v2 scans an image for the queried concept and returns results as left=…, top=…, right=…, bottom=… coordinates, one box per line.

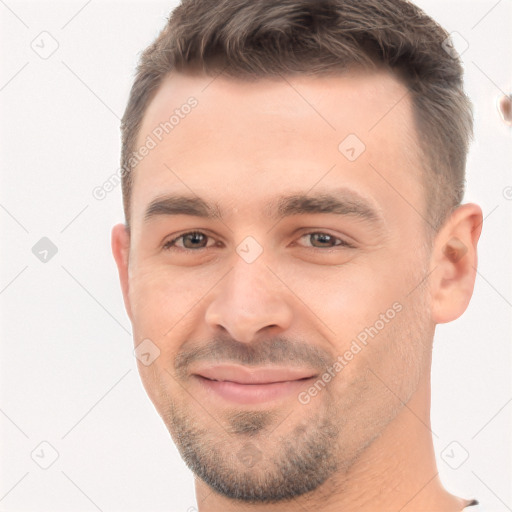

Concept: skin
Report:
left=112, top=67, right=483, bottom=511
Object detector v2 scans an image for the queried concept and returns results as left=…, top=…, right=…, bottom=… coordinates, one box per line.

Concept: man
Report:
left=111, top=0, right=483, bottom=510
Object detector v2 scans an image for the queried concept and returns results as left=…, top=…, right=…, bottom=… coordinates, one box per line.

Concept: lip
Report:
left=194, top=364, right=317, bottom=384
left=192, top=364, right=318, bottom=405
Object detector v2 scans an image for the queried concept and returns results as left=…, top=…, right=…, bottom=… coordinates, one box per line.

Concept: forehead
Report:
left=130, top=68, right=424, bottom=230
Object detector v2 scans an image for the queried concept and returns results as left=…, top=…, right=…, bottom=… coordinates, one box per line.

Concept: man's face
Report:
left=121, top=69, right=435, bottom=501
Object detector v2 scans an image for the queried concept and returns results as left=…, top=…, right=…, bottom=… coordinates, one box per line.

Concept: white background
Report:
left=0, top=0, right=511, bottom=510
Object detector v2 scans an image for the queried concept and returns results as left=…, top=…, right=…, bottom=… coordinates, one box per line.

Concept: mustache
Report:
left=174, top=335, right=333, bottom=380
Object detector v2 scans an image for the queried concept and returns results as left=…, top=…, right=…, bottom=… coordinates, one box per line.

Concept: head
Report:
left=120, top=0, right=474, bottom=235
left=112, top=0, right=482, bottom=505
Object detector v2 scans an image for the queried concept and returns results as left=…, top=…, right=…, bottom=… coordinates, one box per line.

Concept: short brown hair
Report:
left=120, top=0, right=472, bottom=234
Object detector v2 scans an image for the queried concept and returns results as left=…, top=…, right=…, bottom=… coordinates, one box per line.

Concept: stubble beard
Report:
left=156, top=270, right=432, bottom=503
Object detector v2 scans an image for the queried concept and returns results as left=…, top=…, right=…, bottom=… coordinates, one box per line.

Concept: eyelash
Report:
left=162, top=231, right=356, bottom=251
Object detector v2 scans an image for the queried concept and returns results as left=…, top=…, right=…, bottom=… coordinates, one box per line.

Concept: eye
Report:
left=162, top=230, right=355, bottom=252
left=296, top=232, right=355, bottom=249
left=163, top=231, right=218, bottom=251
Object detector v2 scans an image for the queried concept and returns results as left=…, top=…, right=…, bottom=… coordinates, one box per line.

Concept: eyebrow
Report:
left=143, top=188, right=384, bottom=226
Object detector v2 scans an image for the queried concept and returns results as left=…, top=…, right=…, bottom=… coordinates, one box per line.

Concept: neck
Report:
left=195, top=368, right=471, bottom=512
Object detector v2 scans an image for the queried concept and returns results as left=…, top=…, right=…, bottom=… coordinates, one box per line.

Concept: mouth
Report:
left=192, top=364, right=318, bottom=405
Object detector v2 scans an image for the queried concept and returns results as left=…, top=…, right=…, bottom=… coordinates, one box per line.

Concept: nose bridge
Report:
left=205, top=251, right=293, bottom=343
left=228, top=256, right=274, bottom=308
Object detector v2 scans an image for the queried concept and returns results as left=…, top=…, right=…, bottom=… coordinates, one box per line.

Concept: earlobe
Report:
left=111, top=223, right=133, bottom=322
left=430, top=203, right=483, bottom=324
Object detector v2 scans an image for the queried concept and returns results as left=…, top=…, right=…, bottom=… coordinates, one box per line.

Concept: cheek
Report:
left=128, top=265, right=215, bottom=355
left=130, top=266, right=187, bottom=321
left=288, top=256, right=406, bottom=334
left=322, top=299, right=427, bottom=440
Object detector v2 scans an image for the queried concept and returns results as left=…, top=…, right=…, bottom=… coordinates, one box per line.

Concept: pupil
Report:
left=313, top=233, right=332, bottom=246
left=186, top=233, right=205, bottom=248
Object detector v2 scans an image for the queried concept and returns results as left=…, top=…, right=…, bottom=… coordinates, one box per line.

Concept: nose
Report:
left=204, top=257, right=294, bottom=344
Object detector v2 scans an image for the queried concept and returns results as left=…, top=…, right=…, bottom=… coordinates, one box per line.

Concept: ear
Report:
left=111, top=223, right=133, bottom=322
left=429, top=203, right=483, bottom=324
